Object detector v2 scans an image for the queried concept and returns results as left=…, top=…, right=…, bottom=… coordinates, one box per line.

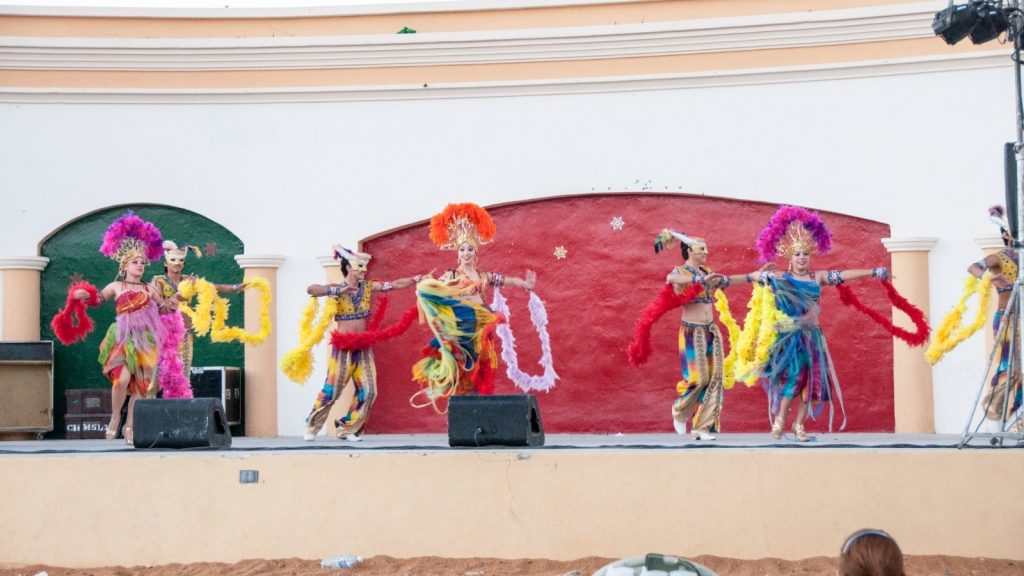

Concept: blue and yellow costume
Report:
left=411, top=270, right=502, bottom=408
left=761, top=272, right=844, bottom=428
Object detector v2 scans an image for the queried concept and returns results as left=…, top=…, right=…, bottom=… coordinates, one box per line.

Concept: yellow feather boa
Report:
left=179, top=277, right=273, bottom=345
left=209, top=277, right=273, bottom=346
left=924, top=274, right=993, bottom=365
left=734, top=283, right=783, bottom=386
left=279, top=296, right=339, bottom=385
left=713, top=290, right=740, bottom=389
left=178, top=277, right=218, bottom=336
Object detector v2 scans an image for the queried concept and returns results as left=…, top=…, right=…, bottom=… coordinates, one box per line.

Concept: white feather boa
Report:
left=490, top=288, right=559, bottom=392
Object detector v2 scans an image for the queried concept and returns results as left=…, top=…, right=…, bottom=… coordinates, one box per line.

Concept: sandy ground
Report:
left=1, top=555, right=1021, bottom=576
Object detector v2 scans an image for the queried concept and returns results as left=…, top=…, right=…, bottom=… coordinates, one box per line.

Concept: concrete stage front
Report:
left=0, top=434, right=1021, bottom=568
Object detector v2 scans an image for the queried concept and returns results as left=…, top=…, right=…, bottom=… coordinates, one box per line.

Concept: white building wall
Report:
left=0, top=64, right=1013, bottom=433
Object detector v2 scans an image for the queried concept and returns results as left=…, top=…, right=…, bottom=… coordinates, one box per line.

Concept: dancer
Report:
left=412, top=203, right=537, bottom=412
left=740, top=206, right=912, bottom=442
left=151, top=240, right=245, bottom=397
left=647, top=230, right=760, bottom=440
left=967, top=206, right=1022, bottom=427
left=299, top=245, right=423, bottom=441
left=51, top=212, right=167, bottom=444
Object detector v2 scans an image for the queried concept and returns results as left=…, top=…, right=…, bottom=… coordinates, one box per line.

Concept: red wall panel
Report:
left=360, top=194, right=894, bottom=433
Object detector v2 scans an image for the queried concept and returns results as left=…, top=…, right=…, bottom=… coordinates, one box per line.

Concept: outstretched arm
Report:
left=708, top=263, right=776, bottom=288
left=494, top=270, right=536, bottom=292
left=969, top=253, right=1006, bottom=288
left=374, top=269, right=435, bottom=292
left=307, top=283, right=355, bottom=298
left=821, top=267, right=890, bottom=286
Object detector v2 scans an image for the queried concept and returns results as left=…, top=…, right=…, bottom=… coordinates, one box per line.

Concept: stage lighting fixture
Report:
left=933, top=1, right=1015, bottom=45
left=970, top=4, right=1010, bottom=43
left=933, top=1, right=983, bottom=45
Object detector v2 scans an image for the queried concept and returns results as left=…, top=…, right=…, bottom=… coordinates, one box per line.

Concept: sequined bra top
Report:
left=996, top=249, right=1019, bottom=294
left=334, top=281, right=373, bottom=320
left=115, top=288, right=153, bottom=315
left=679, top=265, right=714, bottom=303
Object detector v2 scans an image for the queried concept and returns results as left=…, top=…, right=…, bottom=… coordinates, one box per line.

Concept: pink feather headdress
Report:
left=99, top=212, right=164, bottom=269
left=756, top=205, right=832, bottom=262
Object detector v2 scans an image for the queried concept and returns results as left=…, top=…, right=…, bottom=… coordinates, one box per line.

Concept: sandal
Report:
left=792, top=423, right=809, bottom=443
left=105, top=421, right=119, bottom=440
left=770, top=415, right=785, bottom=440
left=123, top=426, right=134, bottom=445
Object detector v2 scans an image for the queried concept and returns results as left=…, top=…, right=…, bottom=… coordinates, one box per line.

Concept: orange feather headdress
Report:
left=428, top=203, right=496, bottom=250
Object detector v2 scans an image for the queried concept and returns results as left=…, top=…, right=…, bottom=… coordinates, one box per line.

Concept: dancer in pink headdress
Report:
left=51, top=212, right=168, bottom=444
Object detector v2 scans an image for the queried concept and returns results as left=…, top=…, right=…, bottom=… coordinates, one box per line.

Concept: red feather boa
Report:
left=51, top=281, right=102, bottom=345
left=627, top=283, right=706, bottom=367
left=836, top=280, right=930, bottom=347
left=330, top=294, right=419, bottom=350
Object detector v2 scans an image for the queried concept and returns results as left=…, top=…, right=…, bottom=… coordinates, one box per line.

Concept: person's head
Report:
left=684, top=237, right=708, bottom=267
left=122, top=256, right=147, bottom=280
left=458, top=241, right=478, bottom=266
left=838, top=529, right=905, bottom=576
left=789, top=249, right=811, bottom=273
left=162, top=241, right=199, bottom=275
left=333, top=245, right=370, bottom=282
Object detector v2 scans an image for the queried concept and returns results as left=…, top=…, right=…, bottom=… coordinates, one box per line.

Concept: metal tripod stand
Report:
left=959, top=5, right=1024, bottom=448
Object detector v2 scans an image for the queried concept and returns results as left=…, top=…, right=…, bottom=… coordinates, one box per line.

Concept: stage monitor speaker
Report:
left=190, top=367, right=242, bottom=426
left=132, top=398, right=232, bottom=449
left=448, top=394, right=544, bottom=447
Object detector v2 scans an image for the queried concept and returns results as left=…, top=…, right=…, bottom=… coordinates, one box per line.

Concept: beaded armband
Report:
left=491, top=273, right=505, bottom=287
left=379, top=281, right=394, bottom=292
left=758, top=270, right=772, bottom=284
left=871, top=267, right=890, bottom=281
left=718, top=275, right=731, bottom=289
left=826, top=270, right=844, bottom=286
left=327, top=282, right=348, bottom=297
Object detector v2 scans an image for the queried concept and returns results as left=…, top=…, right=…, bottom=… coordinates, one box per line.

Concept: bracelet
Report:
left=719, top=275, right=731, bottom=289
left=232, top=284, right=239, bottom=293
left=327, top=285, right=342, bottom=297
left=826, top=270, right=844, bottom=286
left=745, top=273, right=753, bottom=284
left=380, top=281, right=394, bottom=292
left=491, top=273, right=505, bottom=287
left=758, top=271, right=771, bottom=284
left=871, top=267, right=890, bottom=281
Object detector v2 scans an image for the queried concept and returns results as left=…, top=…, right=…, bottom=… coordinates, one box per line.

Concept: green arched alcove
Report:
left=39, top=205, right=244, bottom=438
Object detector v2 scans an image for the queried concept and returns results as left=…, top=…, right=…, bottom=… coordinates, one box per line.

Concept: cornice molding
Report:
left=0, top=51, right=1010, bottom=104
left=1, top=3, right=947, bottom=71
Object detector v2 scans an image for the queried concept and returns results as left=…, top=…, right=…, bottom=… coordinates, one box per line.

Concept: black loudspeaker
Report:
left=448, top=395, right=544, bottom=447
left=132, top=398, right=232, bottom=449
left=1005, top=142, right=1019, bottom=241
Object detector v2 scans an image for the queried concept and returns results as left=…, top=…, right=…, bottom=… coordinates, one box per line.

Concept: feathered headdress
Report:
left=333, top=244, right=371, bottom=271
left=163, top=240, right=202, bottom=262
left=99, top=212, right=164, bottom=271
left=429, top=203, right=496, bottom=250
left=653, top=229, right=707, bottom=255
left=756, top=205, right=832, bottom=262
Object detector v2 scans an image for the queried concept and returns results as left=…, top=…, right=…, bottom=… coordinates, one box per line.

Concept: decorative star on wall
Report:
left=553, top=246, right=568, bottom=260
left=610, top=216, right=625, bottom=231
left=203, top=242, right=219, bottom=257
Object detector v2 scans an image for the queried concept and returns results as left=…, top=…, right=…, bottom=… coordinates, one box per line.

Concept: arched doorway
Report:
left=39, top=204, right=245, bottom=438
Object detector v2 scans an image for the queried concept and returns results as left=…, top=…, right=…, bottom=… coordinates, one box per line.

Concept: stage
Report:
left=0, top=433, right=1021, bottom=569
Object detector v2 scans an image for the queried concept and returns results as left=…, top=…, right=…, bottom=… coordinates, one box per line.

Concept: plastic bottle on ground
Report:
left=320, top=554, right=362, bottom=569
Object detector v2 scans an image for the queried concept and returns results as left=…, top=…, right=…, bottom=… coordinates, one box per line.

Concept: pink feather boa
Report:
left=158, top=310, right=193, bottom=398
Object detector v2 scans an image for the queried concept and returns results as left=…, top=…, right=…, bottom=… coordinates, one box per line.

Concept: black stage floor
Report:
left=1, top=432, right=1020, bottom=454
